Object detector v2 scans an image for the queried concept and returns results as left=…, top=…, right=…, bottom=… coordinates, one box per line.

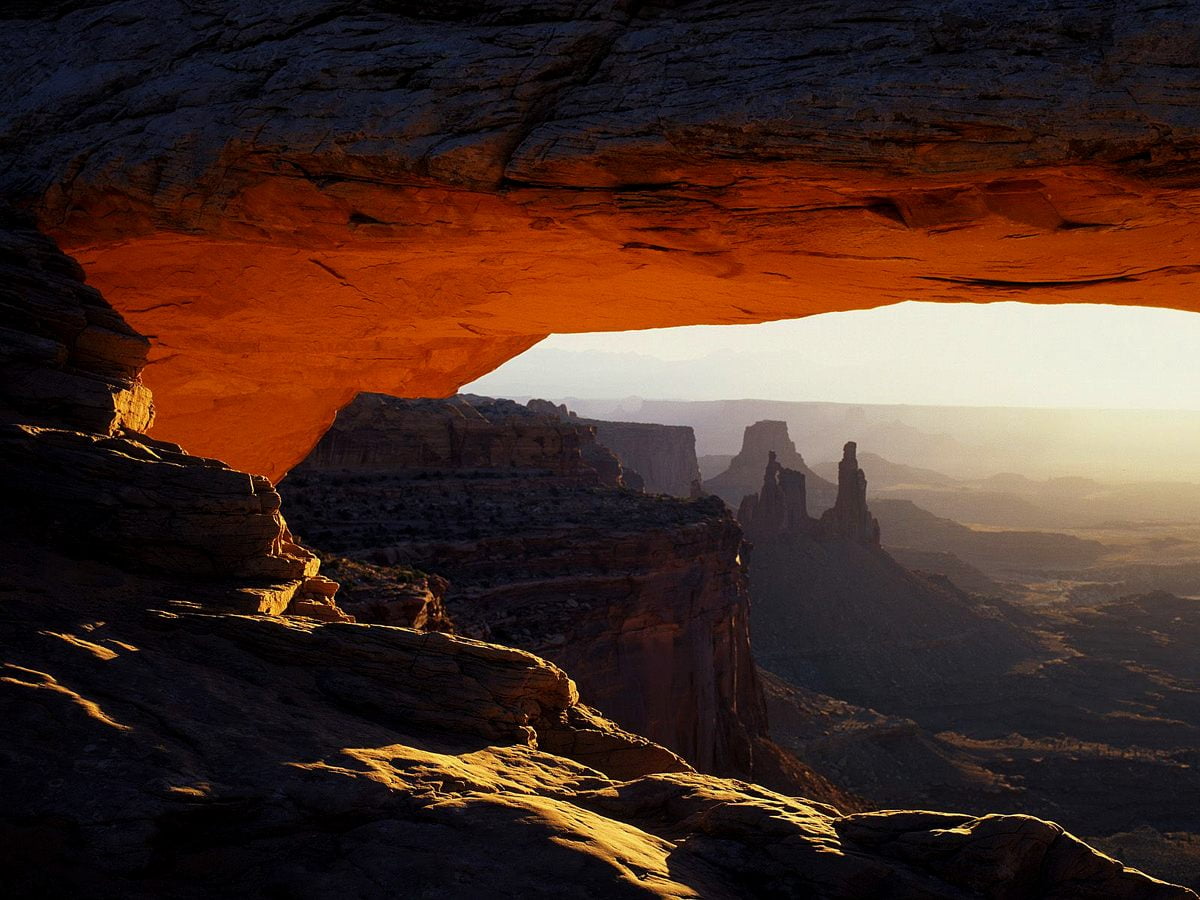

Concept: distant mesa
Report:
left=706, top=420, right=837, bottom=512
left=528, top=398, right=702, bottom=498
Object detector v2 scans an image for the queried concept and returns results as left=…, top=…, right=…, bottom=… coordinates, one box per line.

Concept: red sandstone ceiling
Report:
left=5, top=2, right=1200, bottom=477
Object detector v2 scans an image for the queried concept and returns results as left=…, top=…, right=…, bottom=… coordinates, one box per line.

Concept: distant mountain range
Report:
left=559, top=397, right=1200, bottom=486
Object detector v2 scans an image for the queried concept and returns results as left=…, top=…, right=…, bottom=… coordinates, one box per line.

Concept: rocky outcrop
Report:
left=0, top=206, right=322, bottom=613
left=0, top=211, right=1191, bottom=896
left=3, top=538, right=1191, bottom=898
left=818, top=441, right=882, bottom=547
left=738, top=441, right=880, bottom=547
left=315, top=555, right=454, bottom=631
left=738, top=441, right=1039, bottom=721
left=527, top=398, right=701, bottom=496
left=6, top=4, right=1200, bottom=476
left=297, top=393, right=626, bottom=486
left=709, top=420, right=837, bottom=513
left=284, top=412, right=770, bottom=778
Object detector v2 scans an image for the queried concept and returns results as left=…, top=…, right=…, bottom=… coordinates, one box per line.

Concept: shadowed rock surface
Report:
left=740, top=448, right=1200, bottom=885
left=708, top=420, right=838, bottom=513
left=284, top=392, right=786, bottom=784
left=7, top=2, right=1200, bottom=475
left=3, top=8, right=1199, bottom=893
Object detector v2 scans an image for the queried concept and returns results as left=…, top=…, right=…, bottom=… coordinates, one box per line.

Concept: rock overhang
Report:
left=5, top=0, right=1200, bottom=477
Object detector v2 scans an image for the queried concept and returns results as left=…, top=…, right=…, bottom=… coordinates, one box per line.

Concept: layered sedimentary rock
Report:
left=527, top=398, right=701, bottom=496
left=0, top=206, right=321, bottom=612
left=284, top=394, right=770, bottom=777
left=585, top=420, right=701, bottom=498
left=298, top=392, right=625, bottom=486
left=4, top=541, right=1187, bottom=898
left=6, top=3, right=1200, bottom=475
left=738, top=444, right=1038, bottom=719
left=709, top=420, right=838, bottom=513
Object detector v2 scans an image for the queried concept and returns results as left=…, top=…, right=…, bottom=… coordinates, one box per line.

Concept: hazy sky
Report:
left=464, top=301, right=1200, bottom=409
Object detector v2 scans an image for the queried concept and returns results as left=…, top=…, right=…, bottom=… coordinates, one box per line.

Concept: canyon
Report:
left=6, top=221, right=1180, bottom=893
left=4, top=1, right=1200, bottom=895
left=732, top=435, right=1200, bottom=886
left=283, top=392, right=806, bottom=790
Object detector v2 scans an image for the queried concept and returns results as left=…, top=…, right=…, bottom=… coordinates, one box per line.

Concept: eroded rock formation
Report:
left=6, top=3, right=1200, bottom=475
left=527, top=398, right=702, bottom=496
left=0, top=206, right=322, bottom=613
left=709, top=420, right=838, bottom=513
left=819, top=441, right=882, bottom=547
left=4, top=541, right=1187, bottom=898
left=284, top=393, right=770, bottom=778
left=297, top=392, right=627, bottom=486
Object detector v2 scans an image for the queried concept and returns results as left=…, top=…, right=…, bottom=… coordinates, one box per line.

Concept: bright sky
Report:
left=464, top=301, right=1200, bottom=409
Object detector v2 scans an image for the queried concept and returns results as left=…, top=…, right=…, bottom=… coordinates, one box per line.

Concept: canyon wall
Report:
left=284, top=393, right=768, bottom=776
left=5, top=3, right=1200, bottom=475
left=0, top=205, right=323, bottom=613
left=584, top=420, right=702, bottom=497
left=526, top=398, right=703, bottom=496
left=296, top=392, right=623, bottom=484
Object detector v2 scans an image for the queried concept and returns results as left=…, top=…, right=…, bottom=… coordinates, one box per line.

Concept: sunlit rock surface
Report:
left=5, top=2, right=1200, bottom=476
left=2, top=539, right=1192, bottom=899
left=0, top=205, right=1193, bottom=897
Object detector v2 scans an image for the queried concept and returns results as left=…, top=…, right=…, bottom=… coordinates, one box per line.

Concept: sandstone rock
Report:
left=0, top=204, right=151, bottom=434
left=315, top=555, right=454, bottom=631
left=285, top=455, right=770, bottom=779
left=818, top=441, right=882, bottom=547
left=0, top=207, right=326, bottom=613
left=297, top=392, right=627, bottom=486
left=708, top=421, right=837, bottom=514
left=2, top=543, right=1189, bottom=898
left=584, top=419, right=702, bottom=498
left=7, top=5, right=1200, bottom=475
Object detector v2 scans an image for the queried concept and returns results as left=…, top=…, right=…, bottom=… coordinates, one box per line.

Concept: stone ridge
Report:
left=527, top=397, right=703, bottom=497
left=4, top=550, right=1189, bottom=897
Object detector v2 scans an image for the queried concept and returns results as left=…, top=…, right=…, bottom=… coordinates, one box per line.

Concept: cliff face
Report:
left=0, top=206, right=323, bottom=612
left=742, top=445, right=1200, bottom=870
left=297, top=392, right=626, bottom=485
left=285, top=394, right=768, bottom=777
left=742, top=444, right=1036, bottom=715
left=9, top=544, right=1189, bottom=899
left=6, top=3, right=1200, bottom=476
left=526, top=398, right=702, bottom=497
left=585, top=419, right=702, bottom=497
left=708, top=420, right=837, bottom=513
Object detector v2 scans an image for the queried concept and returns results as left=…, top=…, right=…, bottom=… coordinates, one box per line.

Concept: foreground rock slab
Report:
left=0, top=541, right=1190, bottom=899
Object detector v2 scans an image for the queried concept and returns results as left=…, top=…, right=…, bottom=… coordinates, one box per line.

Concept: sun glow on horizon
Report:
left=464, top=301, right=1200, bottom=411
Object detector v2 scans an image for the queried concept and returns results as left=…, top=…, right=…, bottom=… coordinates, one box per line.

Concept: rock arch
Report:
left=5, top=1, right=1200, bottom=476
